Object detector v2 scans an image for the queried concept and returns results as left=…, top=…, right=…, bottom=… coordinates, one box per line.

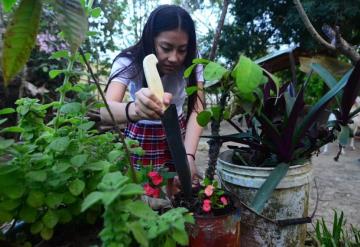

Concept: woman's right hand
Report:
left=133, top=88, right=172, bottom=120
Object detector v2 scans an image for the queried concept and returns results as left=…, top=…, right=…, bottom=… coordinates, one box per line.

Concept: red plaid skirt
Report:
left=124, top=114, right=186, bottom=170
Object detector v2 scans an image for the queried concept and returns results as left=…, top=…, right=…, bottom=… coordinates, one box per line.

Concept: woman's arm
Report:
left=100, top=81, right=172, bottom=124
left=184, top=82, right=205, bottom=180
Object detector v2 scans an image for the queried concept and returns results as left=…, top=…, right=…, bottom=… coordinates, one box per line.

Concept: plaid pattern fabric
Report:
left=124, top=114, right=186, bottom=170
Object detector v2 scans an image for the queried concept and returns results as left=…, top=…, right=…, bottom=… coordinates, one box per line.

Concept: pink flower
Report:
left=204, top=185, right=214, bottom=197
left=202, top=199, right=211, bottom=212
left=220, top=196, right=228, bottom=206
left=152, top=188, right=161, bottom=198
left=148, top=171, right=163, bottom=186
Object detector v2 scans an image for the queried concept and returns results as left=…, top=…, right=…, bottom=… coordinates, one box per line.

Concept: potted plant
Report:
left=184, top=55, right=360, bottom=246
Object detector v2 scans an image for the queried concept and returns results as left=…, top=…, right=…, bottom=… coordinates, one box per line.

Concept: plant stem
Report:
left=79, top=48, right=137, bottom=183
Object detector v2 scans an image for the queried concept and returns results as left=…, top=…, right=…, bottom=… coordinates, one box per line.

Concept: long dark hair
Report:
left=108, top=4, right=200, bottom=120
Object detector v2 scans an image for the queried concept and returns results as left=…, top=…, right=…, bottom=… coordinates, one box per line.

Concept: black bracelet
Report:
left=187, top=153, right=195, bottom=161
left=125, top=101, right=136, bottom=123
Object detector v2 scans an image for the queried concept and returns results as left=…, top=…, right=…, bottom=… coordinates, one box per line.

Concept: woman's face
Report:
left=154, top=29, right=189, bottom=75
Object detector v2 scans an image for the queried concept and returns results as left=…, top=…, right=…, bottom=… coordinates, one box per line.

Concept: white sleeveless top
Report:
left=109, top=56, right=203, bottom=124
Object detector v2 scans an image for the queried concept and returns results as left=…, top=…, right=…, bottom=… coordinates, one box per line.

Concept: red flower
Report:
left=220, top=196, right=228, bottom=206
left=148, top=171, right=163, bottom=186
left=202, top=199, right=211, bottom=212
left=144, top=183, right=161, bottom=198
left=204, top=185, right=214, bottom=197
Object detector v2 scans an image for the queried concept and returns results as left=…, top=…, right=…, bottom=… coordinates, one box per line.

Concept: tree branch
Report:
left=208, top=0, right=229, bottom=61
left=292, top=0, right=335, bottom=51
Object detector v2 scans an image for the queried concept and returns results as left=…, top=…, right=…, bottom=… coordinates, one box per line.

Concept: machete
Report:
left=143, top=54, right=192, bottom=200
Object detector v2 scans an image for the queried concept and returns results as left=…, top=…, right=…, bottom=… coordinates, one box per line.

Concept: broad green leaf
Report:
left=49, top=50, right=70, bottom=60
left=185, top=86, right=198, bottom=96
left=0, top=108, right=15, bottom=115
left=69, top=179, right=85, bottom=196
left=204, top=62, right=227, bottom=81
left=2, top=0, right=42, bottom=85
left=60, top=102, right=82, bottom=114
left=251, top=163, right=289, bottom=213
left=0, top=163, right=18, bottom=174
left=339, top=125, right=351, bottom=146
left=196, top=110, right=211, bottom=127
left=0, top=126, right=23, bottom=133
left=232, top=56, right=264, bottom=94
left=4, top=185, right=25, bottom=199
left=42, top=210, right=59, bottom=228
left=81, top=191, right=102, bottom=212
left=49, top=69, right=65, bottom=79
left=1, top=0, right=17, bottom=12
left=19, top=205, right=38, bottom=223
left=107, top=150, right=124, bottom=162
left=40, top=227, right=54, bottom=240
left=164, top=237, right=176, bottom=247
left=52, top=162, right=70, bottom=173
left=70, top=154, right=88, bottom=167
left=129, top=222, right=149, bottom=247
left=90, top=7, right=101, bottom=17
left=192, top=58, right=210, bottom=65
left=119, top=184, right=143, bottom=196
left=184, top=64, right=197, bottom=78
left=0, top=199, right=20, bottom=211
left=126, top=200, right=157, bottom=219
left=26, top=190, right=45, bottom=208
left=78, top=121, right=95, bottom=130
left=84, top=160, right=111, bottom=171
left=53, top=0, right=88, bottom=54
left=30, top=221, right=43, bottom=234
left=171, top=228, right=189, bottom=245
left=0, top=118, right=7, bottom=125
left=45, top=193, right=63, bottom=208
left=57, top=209, right=72, bottom=223
left=26, top=170, right=47, bottom=182
left=0, top=210, right=13, bottom=222
left=48, top=136, right=70, bottom=152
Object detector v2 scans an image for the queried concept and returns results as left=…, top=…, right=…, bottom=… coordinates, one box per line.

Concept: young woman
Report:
left=101, top=5, right=204, bottom=184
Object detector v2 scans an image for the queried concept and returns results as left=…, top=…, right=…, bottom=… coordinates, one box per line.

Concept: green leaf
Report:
left=53, top=0, right=88, bottom=54
left=57, top=208, right=72, bottom=223
left=171, top=228, right=189, bottom=245
left=129, top=222, right=149, bottom=247
left=185, top=86, right=198, bottom=96
left=192, top=58, right=210, bottom=65
left=90, top=7, right=101, bottom=17
left=49, top=69, right=65, bottom=79
left=0, top=126, right=24, bottom=133
left=126, top=201, right=157, bottom=219
left=69, top=179, right=85, bottom=196
left=81, top=191, right=102, bottom=212
left=251, top=163, right=289, bottom=213
left=45, top=193, right=63, bottom=208
left=30, top=221, right=44, bottom=234
left=78, top=121, right=95, bottom=130
left=1, top=0, right=42, bottom=85
left=0, top=199, right=21, bottom=211
left=70, top=154, right=88, bottom=167
left=0, top=163, right=18, bottom=175
left=107, top=150, right=124, bottom=162
left=232, top=56, right=264, bottom=94
left=204, top=62, right=227, bottom=81
left=4, top=185, right=25, bottom=199
left=40, top=227, right=54, bottom=240
left=211, top=106, right=221, bottom=122
left=52, top=162, right=70, bottom=173
left=84, top=160, right=111, bottom=171
left=49, top=50, right=70, bottom=60
left=26, top=170, right=47, bottom=182
left=19, top=205, right=38, bottom=223
left=26, top=191, right=45, bottom=208
left=196, top=110, right=212, bottom=127
left=119, top=184, right=144, bottom=197
left=48, top=136, right=70, bottom=152
left=1, top=0, right=17, bottom=12
left=60, top=102, right=82, bottom=114
left=0, top=139, right=15, bottom=150
left=42, top=210, right=59, bottom=228
left=184, top=64, right=197, bottom=78
left=0, top=108, right=15, bottom=115
left=0, top=118, right=7, bottom=125
left=0, top=210, right=13, bottom=222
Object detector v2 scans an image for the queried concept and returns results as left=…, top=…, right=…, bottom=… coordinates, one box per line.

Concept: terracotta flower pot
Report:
left=188, top=208, right=241, bottom=247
